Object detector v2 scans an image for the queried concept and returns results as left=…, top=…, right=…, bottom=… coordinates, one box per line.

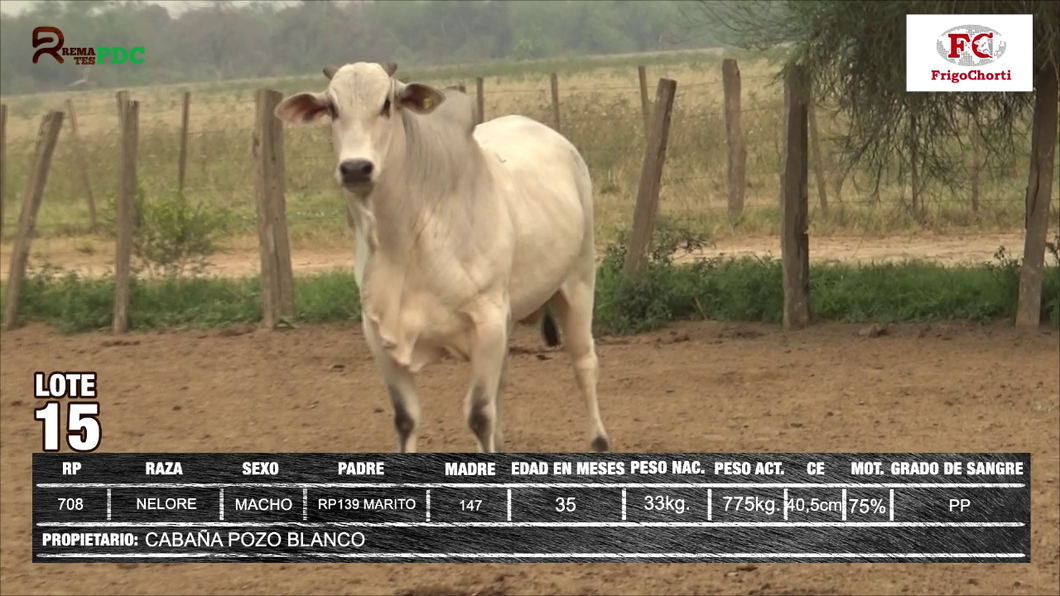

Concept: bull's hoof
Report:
left=590, top=435, right=611, bottom=453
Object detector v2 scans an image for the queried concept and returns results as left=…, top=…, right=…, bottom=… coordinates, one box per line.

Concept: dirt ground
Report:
left=0, top=232, right=1030, bottom=281
left=1, top=319, right=1058, bottom=595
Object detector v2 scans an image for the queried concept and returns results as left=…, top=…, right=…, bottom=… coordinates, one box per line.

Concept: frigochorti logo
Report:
left=906, top=14, right=1031, bottom=93
left=937, top=24, right=1007, bottom=66
left=930, top=24, right=1011, bottom=85
left=32, top=26, right=144, bottom=65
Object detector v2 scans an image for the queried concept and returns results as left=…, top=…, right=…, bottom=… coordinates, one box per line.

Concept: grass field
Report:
left=1, top=49, right=1058, bottom=334
left=2, top=48, right=1056, bottom=258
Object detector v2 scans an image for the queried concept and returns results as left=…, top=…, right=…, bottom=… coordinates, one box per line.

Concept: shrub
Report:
left=100, top=187, right=229, bottom=279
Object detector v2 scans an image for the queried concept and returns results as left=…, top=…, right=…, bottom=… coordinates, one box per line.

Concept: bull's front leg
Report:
left=362, top=317, right=422, bottom=453
left=464, top=307, right=510, bottom=453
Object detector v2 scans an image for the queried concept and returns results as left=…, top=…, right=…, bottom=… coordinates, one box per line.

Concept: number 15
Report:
left=35, top=402, right=102, bottom=452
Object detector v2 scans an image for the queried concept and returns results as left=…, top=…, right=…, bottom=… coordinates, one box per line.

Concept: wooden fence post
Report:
left=970, top=114, right=981, bottom=214
left=112, top=100, right=138, bottom=335
left=807, top=96, right=829, bottom=216
left=114, top=89, right=129, bottom=216
left=65, top=99, right=98, bottom=232
left=721, top=59, right=746, bottom=219
left=2, top=111, right=64, bottom=331
left=1016, top=58, right=1059, bottom=327
left=0, top=104, right=6, bottom=240
left=624, top=78, right=678, bottom=277
left=909, top=111, right=922, bottom=220
left=637, top=66, right=651, bottom=134
left=550, top=72, right=561, bottom=131
left=115, top=90, right=129, bottom=124
left=178, top=91, right=191, bottom=193
left=475, top=77, right=485, bottom=125
left=780, top=64, right=811, bottom=329
left=253, top=88, right=295, bottom=329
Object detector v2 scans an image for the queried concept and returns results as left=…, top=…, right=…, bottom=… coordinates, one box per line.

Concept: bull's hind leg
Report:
left=551, top=281, right=611, bottom=452
left=464, top=309, right=509, bottom=453
left=363, top=319, right=422, bottom=453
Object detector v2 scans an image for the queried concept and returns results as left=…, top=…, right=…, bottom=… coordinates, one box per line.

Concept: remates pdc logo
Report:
left=936, top=24, right=1007, bottom=67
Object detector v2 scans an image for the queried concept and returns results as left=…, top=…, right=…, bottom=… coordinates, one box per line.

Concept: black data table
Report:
left=32, top=453, right=1030, bottom=563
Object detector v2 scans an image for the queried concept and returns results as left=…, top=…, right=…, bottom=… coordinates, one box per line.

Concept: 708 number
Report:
left=58, top=498, right=84, bottom=511
left=34, top=401, right=102, bottom=452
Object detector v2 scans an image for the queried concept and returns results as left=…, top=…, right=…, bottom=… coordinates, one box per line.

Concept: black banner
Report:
left=32, top=453, right=1030, bottom=563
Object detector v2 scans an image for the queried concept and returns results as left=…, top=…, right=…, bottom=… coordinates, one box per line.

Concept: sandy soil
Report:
left=1, top=319, right=1057, bottom=595
left=0, top=232, right=1031, bottom=281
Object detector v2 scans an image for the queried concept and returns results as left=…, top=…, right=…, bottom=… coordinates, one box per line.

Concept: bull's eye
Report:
left=381, top=98, right=391, bottom=117
left=326, top=102, right=337, bottom=120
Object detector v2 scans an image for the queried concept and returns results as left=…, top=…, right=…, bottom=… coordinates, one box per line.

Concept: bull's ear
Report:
left=274, top=92, right=330, bottom=125
left=398, top=83, right=445, bottom=114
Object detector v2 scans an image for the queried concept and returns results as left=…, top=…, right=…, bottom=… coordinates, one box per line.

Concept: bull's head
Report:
left=273, top=62, right=446, bottom=195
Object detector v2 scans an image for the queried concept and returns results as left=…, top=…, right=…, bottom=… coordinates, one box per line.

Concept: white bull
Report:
left=274, top=61, right=610, bottom=453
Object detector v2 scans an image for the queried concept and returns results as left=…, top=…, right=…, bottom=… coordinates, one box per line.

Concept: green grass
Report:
left=591, top=232, right=1060, bottom=333
left=3, top=241, right=1057, bottom=335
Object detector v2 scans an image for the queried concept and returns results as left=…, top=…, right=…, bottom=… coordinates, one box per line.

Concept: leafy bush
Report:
left=100, top=187, right=229, bottom=279
left=593, top=218, right=715, bottom=334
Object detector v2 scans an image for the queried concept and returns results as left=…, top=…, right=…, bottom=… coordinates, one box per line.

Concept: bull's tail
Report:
left=541, top=307, right=560, bottom=348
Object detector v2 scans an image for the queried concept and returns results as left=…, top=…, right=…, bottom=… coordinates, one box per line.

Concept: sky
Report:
left=0, top=0, right=299, bottom=16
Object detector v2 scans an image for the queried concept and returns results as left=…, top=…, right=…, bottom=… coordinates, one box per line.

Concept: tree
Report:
left=696, top=0, right=1059, bottom=325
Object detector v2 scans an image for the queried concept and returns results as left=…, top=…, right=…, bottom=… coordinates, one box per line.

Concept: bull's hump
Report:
left=477, top=117, right=573, bottom=162
left=476, top=114, right=548, bottom=136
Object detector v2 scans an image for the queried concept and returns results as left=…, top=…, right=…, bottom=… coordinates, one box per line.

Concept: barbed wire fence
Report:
left=3, top=62, right=1049, bottom=242
left=0, top=60, right=1056, bottom=330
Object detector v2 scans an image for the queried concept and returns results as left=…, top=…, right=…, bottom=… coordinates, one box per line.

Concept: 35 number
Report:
left=555, top=496, right=576, bottom=513
left=35, top=401, right=101, bottom=452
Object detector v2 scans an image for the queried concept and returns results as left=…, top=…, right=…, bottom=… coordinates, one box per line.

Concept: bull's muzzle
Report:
left=338, top=158, right=375, bottom=190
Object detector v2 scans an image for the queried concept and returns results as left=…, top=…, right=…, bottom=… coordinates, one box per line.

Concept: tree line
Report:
left=0, top=0, right=743, bottom=95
